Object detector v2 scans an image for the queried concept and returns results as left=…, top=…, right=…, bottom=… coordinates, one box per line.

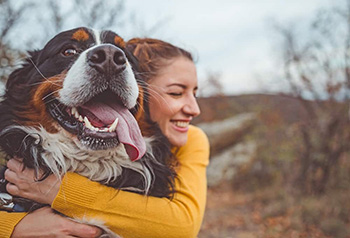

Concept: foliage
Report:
left=0, top=0, right=129, bottom=81
left=270, top=0, right=350, bottom=195
left=0, top=0, right=33, bottom=81
left=0, top=0, right=163, bottom=83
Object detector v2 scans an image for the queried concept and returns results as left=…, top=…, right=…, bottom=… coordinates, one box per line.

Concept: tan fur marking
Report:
left=18, top=75, right=65, bottom=133
left=72, top=29, right=90, bottom=41
left=114, top=36, right=126, bottom=48
left=135, top=85, right=154, bottom=137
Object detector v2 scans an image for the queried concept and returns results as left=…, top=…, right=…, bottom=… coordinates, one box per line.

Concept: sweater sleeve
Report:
left=52, top=126, right=209, bottom=238
left=0, top=212, right=27, bottom=238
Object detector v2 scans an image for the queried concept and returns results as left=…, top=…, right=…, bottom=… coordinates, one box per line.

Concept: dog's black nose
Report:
left=87, top=45, right=127, bottom=74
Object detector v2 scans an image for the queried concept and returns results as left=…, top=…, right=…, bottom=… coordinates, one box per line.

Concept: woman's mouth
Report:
left=171, top=120, right=190, bottom=132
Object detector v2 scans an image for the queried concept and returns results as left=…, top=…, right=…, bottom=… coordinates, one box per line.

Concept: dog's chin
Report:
left=46, top=93, right=121, bottom=151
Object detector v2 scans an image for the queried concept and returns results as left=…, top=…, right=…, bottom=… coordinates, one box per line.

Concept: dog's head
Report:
left=2, top=27, right=146, bottom=161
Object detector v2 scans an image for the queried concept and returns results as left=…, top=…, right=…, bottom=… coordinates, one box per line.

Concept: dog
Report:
left=0, top=27, right=176, bottom=236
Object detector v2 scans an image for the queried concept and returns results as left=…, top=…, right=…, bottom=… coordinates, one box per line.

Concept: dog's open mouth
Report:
left=46, top=90, right=146, bottom=161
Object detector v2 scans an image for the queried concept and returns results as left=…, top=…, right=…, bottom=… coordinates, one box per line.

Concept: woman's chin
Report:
left=168, top=132, right=188, bottom=147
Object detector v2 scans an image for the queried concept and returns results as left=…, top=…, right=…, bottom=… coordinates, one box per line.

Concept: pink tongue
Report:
left=80, top=102, right=146, bottom=161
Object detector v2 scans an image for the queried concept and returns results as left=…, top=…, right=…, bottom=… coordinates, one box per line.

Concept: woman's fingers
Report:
left=4, top=158, right=60, bottom=205
left=4, top=168, right=18, bottom=183
left=5, top=182, right=20, bottom=196
left=68, top=222, right=103, bottom=238
left=4, top=169, right=22, bottom=196
left=4, top=164, right=30, bottom=197
left=6, top=158, right=24, bottom=173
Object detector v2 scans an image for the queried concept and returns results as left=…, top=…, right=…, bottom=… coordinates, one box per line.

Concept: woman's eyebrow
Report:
left=167, top=83, right=199, bottom=91
left=167, top=83, right=187, bottom=89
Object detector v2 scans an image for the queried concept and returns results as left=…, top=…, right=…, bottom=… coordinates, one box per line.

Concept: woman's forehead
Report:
left=152, top=57, right=197, bottom=86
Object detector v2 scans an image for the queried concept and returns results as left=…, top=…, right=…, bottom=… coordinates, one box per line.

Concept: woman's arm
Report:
left=52, top=126, right=209, bottom=238
left=0, top=212, right=27, bottom=238
left=0, top=207, right=102, bottom=238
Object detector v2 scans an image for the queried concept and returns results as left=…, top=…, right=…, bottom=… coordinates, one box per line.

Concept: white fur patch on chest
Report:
left=13, top=126, right=149, bottom=185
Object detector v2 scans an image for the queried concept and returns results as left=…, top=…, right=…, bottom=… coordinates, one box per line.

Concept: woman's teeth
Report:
left=173, top=121, right=189, bottom=128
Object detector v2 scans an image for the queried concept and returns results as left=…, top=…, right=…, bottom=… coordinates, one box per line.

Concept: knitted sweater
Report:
left=0, top=125, right=209, bottom=238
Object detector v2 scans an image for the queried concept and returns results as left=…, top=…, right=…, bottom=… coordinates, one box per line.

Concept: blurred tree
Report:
left=196, top=71, right=234, bottom=122
left=38, top=0, right=128, bottom=41
left=0, top=0, right=164, bottom=83
left=199, top=71, right=225, bottom=97
left=274, top=0, right=350, bottom=194
left=0, top=0, right=33, bottom=82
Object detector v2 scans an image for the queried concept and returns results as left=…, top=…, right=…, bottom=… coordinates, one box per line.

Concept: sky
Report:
left=5, top=0, right=337, bottom=96
left=121, top=0, right=334, bottom=96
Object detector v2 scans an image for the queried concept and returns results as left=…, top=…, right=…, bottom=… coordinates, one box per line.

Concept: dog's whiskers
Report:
left=28, top=58, right=48, bottom=80
left=139, top=84, right=175, bottom=114
left=42, top=89, right=62, bottom=102
left=28, top=58, right=63, bottom=87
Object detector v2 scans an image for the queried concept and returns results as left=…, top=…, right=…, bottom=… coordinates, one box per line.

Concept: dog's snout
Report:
left=87, top=45, right=126, bottom=74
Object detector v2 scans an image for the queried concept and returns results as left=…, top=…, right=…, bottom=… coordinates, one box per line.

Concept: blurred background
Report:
left=1, top=0, right=350, bottom=237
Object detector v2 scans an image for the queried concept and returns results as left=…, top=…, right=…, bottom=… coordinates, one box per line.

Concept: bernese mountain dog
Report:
left=0, top=27, right=175, bottom=236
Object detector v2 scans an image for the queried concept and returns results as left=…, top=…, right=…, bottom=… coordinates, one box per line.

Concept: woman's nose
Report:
left=183, top=96, right=201, bottom=117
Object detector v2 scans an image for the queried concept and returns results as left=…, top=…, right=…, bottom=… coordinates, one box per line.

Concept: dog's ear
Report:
left=124, top=48, right=139, bottom=72
left=6, top=50, right=41, bottom=90
left=124, top=48, right=145, bottom=120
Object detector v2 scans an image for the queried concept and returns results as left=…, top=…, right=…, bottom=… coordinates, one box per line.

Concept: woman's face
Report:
left=148, top=56, right=200, bottom=147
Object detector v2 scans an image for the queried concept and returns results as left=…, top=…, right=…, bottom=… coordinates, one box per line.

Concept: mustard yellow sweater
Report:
left=0, top=126, right=209, bottom=238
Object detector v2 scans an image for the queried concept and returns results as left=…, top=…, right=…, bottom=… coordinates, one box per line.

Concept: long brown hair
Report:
left=126, top=38, right=194, bottom=126
left=126, top=38, right=193, bottom=82
left=125, top=38, right=192, bottom=196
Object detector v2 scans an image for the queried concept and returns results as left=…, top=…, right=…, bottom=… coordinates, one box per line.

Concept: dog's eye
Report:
left=62, top=48, right=78, bottom=57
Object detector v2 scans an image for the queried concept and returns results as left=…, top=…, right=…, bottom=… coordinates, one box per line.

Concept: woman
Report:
left=0, top=38, right=209, bottom=238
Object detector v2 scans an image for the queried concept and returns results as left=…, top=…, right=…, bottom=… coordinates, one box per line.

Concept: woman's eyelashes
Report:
left=167, top=90, right=198, bottom=98
left=168, top=92, right=183, bottom=97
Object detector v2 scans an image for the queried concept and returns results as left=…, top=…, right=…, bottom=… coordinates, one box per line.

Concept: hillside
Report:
left=193, top=93, right=309, bottom=125
left=196, top=93, right=350, bottom=237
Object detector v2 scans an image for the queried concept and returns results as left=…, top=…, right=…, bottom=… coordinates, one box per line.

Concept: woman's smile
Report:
left=171, top=120, right=190, bottom=132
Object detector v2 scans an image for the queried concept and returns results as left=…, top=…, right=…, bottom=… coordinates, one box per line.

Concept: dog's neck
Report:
left=9, top=125, right=151, bottom=186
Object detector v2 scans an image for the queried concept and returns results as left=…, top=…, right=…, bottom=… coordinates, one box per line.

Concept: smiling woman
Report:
left=148, top=57, right=200, bottom=146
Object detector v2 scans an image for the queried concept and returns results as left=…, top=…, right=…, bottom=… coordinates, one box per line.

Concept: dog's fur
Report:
left=0, top=27, right=176, bottom=237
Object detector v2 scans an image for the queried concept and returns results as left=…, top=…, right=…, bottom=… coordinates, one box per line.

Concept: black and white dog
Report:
left=0, top=27, right=175, bottom=236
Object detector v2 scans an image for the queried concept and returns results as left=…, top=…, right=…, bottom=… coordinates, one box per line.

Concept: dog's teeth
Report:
left=84, top=116, right=93, bottom=130
left=79, top=115, right=83, bottom=122
left=108, top=118, right=119, bottom=132
left=71, top=107, right=80, bottom=119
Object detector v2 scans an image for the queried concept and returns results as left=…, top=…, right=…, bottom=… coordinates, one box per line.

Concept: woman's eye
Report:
left=168, top=92, right=182, bottom=97
left=62, top=48, right=78, bottom=57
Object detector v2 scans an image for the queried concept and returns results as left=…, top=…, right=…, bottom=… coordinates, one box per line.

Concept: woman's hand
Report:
left=5, top=158, right=60, bottom=205
left=12, top=206, right=102, bottom=238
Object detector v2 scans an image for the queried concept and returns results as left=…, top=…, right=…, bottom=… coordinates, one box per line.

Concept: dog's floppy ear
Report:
left=124, top=48, right=139, bottom=71
left=124, top=48, right=144, bottom=119
left=6, top=50, right=41, bottom=90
